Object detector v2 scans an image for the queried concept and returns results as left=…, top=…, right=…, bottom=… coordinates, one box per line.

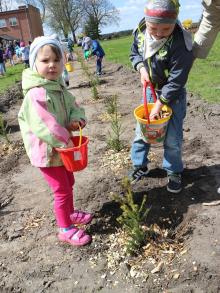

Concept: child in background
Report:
left=15, top=42, right=21, bottom=60
left=5, top=42, right=14, bottom=66
left=82, top=36, right=91, bottom=61
left=129, top=0, right=193, bottom=193
left=18, top=36, right=92, bottom=246
left=84, top=37, right=105, bottom=75
left=20, top=41, right=30, bottom=68
left=0, top=44, right=5, bottom=76
left=67, top=38, right=74, bottom=61
left=61, top=44, right=70, bottom=87
left=62, top=67, right=70, bottom=87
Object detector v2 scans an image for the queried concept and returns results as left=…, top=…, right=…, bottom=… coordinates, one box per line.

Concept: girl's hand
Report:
left=67, top=121, right=79, bottom=131
left=79, top=119, right=86, bottom=129
left=67, top=119, right=86, bottom=131
left=149, top=99, right=163, bottom=120
left=140, top=67, right=150, bottom=85
left=67, top=120, right=86, bottom=131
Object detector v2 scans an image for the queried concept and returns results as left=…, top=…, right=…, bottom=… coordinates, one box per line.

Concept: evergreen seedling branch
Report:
left=106, top=95, right=123, bottom=152
left=113, top=178, right=150, bottom=255
left=0, top=113, right=10, bottom=143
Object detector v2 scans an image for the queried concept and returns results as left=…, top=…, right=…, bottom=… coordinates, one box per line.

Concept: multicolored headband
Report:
left=144, top=0, right=180, bottom=24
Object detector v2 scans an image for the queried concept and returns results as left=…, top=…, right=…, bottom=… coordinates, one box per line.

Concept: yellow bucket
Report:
left=65, top=62, right=74, bottom=72
left=134, top=103, right=172, bottom=144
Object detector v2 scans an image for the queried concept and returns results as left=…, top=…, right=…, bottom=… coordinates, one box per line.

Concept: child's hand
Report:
left=140, top=67, right=150, bottom=85
left=67, top=120, right=86, bottom=131
left=150, top=99, right=163, bottom=120
left=79, top=119, right=86, bottom=129
left=67, top=121, right=80, bottom=131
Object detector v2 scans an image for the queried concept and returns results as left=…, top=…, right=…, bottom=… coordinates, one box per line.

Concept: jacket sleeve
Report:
left=160, top=38, right=193, bottom=104
left=193, top=0, right=220, bottom=58
left=130, top=30, right=145, bottom=71
left=19, top=88, right=70, bottom=148
left=91, top=41, right=98, bottom=54
left=65, top=90, right=86, bottom=123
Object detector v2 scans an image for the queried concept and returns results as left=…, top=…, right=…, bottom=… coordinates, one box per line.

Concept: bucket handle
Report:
left=78, top=124, right=82, bottom=147
left=143, top=81, right=157, bottom=124
left=69, top=123, right=82, bottom=147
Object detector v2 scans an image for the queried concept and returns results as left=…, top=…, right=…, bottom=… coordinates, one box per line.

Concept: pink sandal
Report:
left=58, top=227, right=91, bottom=246
left=70, top=210, right=93, bottom=225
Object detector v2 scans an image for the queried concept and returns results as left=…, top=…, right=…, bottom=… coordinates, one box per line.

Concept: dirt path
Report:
left=0, top=57, right=220, bottom=293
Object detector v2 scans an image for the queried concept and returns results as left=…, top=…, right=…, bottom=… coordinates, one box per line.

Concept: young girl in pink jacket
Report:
left=18, top=36, right=92, bottom=247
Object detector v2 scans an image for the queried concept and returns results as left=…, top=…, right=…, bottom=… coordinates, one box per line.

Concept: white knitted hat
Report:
left=29, top=36, right=64, bottom=69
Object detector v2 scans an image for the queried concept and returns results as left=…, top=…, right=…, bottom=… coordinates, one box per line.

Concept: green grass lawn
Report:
left=0, top=63, right=24, bottom=94
left=101, top=36, right=133, bottom=67
left=1, top=35, right=220, bottom=103
left=102, top=35, right=220, bottom=103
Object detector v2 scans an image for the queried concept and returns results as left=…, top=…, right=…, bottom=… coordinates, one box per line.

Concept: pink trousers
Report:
left=40, top=166, right=75, bottom=228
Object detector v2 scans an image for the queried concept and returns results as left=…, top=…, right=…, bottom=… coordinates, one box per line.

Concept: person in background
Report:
left=193, top=0, right=220, bottom=194
left=82, top=36, right=91, bottom=61
left=0, top=44, right=5, bottom=76
left=67, top=38, right=74, bottom=61
left=129, top=0, right=193, bottom=193
left=84, top=37, right=105, bottom=75
left=20, top=41, right=30, bottom=68
left=14, top=41, right=21, bottom=61
left=18, top=36, right=92, bottom=247
left=5, top=42, right=15, bottom=66
left=61, top=44, right=70, bottom=87
left=2, top=47, right=7, bottom=73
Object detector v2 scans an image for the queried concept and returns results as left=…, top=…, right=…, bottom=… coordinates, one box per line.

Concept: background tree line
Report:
left=8, top=0, right=120, bottom=41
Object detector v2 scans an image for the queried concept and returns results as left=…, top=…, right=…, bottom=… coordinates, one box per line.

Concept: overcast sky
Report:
left=102, top=0, right=203, bottom=33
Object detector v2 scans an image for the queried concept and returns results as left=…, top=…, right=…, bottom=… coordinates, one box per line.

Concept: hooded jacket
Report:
left=130, top=18, right=193, bottom=104
left=18, top=68, right=86, bottom=167
left=193, top=0, right=220, bottom=58
left=91, top=40, right=105, bottom=58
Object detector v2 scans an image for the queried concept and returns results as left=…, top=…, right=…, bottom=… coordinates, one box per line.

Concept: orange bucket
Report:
left=56, top=127, right=88, bottom=172
left=134, top=81, right=172, bottom=144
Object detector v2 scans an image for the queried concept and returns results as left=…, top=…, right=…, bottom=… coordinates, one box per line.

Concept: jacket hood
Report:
left=22, top=68, right=65, bottom=96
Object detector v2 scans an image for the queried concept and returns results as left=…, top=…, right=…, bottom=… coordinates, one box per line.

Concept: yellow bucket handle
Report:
left=78, top=124, right=82, bottom=147
left=69, top=123, right=82, bottom=147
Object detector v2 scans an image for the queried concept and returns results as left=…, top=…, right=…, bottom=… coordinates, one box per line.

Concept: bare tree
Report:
left=0, top=0, right=13, bottom=11
left=45, top=0, right=70, bottom=38
left=45, top=0, right=83, bottom=42
left=64, top=0, right=84, bottom=43
left=82, top=0, right=120, bottom=38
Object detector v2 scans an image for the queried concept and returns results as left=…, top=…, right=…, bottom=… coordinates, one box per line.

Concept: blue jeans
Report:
left=96, top=56, right=103, bottom=74
left=0, top=63, right=5, bottom=74
left=131, top=88, right=187, bottom=174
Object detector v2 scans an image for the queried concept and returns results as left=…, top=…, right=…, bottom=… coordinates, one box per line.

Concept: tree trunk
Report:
left=71, top=31, right=77, bottom=44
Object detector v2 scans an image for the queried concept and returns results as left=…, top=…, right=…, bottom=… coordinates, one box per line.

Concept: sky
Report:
left=13, top=0, right=203, bottom=36
left=102, top=0, right=203, bottom=34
